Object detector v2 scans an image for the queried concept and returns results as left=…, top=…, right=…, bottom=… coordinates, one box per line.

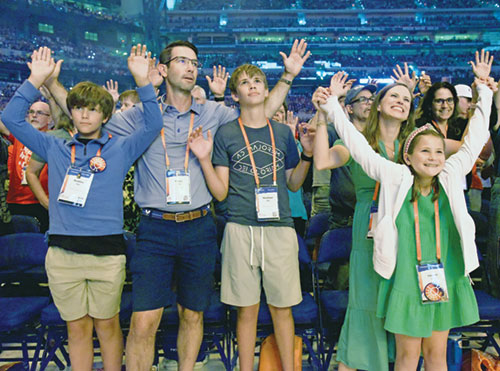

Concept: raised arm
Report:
left=312, top=86, right=351, bottom=170
left=42, top=58, right=70, bottom=117
left=286, top=122, right=313, bottom=192
left=445, top=79, right=495, bottom=176
left=321, top=72, right=401, bottom=182
left=206, top=65, right=229, bottom=105
left=264, top=39, right=311, bottom=118
left=122, top=44, right=164, bottom=161
left=188, top=126, right=229, bottom=201
left=1, top=47, right=57, bottom=160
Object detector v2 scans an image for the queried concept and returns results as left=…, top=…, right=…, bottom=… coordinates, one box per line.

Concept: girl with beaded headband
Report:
left=319, top=57, right=496, bottom=370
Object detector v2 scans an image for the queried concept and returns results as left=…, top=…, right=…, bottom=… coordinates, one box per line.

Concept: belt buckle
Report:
left=174, top=212, right=186, bottom=223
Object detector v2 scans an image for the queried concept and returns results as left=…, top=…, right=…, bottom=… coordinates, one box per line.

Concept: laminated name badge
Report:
left=255, top=185, right=280, bottom=221
left=57, top=167, right=94, bottom=208
left=166, top=169, right=191, bottom=205
left=417, top=263, right=449, bottom=304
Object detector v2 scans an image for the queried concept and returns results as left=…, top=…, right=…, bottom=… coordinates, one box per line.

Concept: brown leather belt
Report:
left=141, top=206, right=209, bottom=223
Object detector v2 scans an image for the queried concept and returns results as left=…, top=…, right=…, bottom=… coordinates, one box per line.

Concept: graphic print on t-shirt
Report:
left=17, top=145, right=32, bottom=180
left=231, top=140, right=285, bottom=180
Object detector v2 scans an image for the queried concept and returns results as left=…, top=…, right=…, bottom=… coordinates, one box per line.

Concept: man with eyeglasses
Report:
left=344, top=84, right=377, bottom=131
left=0, top=101, right=52, bottom=232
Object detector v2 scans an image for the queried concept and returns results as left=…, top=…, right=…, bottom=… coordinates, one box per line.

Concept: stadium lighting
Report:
left=298, top=13, right=306, bottom=26
left=219, top=14, right=227, bottom=26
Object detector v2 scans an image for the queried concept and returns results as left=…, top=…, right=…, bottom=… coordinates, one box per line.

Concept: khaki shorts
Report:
left=221, top=222, right=302, bottom=308
left=45, top=246, right=126, bottom=321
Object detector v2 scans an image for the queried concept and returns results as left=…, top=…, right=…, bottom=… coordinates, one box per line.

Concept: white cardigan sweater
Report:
left=321, top=84, right=493, bottom=279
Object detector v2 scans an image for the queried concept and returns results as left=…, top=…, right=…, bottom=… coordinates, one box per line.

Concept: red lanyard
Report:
left=413, top=198, right=441, bottom=264
left=70, top=134, right=111, bottom=166
left=238, top=117, right=277, bottom=187
left=160, top=112, right=195, bottom=172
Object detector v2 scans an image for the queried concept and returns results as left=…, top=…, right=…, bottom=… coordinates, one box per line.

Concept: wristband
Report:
left=301, top=152, right=313, bottom=162
left=316, top=121, right=327, bottom=127
left=214, top=96, right=225, bottom=102
left=279, top=78, right=293, bottom=86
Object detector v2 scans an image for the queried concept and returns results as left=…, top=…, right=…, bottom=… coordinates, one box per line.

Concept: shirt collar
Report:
left=160, top=95, right=201, bottom=116
left=66, top=129, right=112, bottom=146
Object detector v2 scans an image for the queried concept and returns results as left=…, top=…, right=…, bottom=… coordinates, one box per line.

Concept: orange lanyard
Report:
left=431, top=120, right=447, bottom=139
left=413, top=198, right=441, bottom=264
left=368, top=181, right=380, bottom=230
left=160, top=112, right=195, bottom=172
left=238, top=117, right=277, bottom=187
left=70, top=134, right=111, bottom=166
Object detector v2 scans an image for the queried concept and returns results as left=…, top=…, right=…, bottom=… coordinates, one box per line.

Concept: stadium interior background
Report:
left=2, top=0, right=500, bottom=120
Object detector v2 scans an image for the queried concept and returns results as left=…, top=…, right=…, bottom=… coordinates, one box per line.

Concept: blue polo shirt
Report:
left=105, top=98, right=239, bottom=212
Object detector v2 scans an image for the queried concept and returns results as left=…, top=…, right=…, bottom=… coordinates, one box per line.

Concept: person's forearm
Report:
left=264, top=72, right=294, bottom=118
left=26, top=170, right=49, bottom=209
left=313, top=114, right=332, bottom=170
left=0, top=118, right=10, bottom=136
left=199, top=159, right=228, bottom=201
left=44, top=79, right=70, bottom=117
left=287, top=159, right=311, bottom=192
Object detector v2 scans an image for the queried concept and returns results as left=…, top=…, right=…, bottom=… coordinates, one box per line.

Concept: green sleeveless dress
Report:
left=335, top=141, right=396, bottom=370
left=377, top=185, right=479, bottom=337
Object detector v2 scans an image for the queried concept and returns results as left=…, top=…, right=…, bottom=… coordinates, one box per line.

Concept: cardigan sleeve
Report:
left=321, top=95, right=403, bottom=183
left=444, top=84, right=493, bottom=177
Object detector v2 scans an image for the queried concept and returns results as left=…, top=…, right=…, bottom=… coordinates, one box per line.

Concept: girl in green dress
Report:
left=320, top=54, right=495, bottom=370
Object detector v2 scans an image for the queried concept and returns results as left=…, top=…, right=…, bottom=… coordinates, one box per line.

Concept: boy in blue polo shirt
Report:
left=1, top=45, right=162, bottom=370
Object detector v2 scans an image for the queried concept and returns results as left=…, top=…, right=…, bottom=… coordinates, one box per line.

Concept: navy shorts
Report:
left=131, top=212, right=217, bottom=312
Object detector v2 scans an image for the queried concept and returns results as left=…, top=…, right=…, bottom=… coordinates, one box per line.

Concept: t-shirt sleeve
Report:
left=285, top=129, right=300, bottom=169
left=215, top=104, right=240, bottom=126
left=212, top=127, right=230, bottom=167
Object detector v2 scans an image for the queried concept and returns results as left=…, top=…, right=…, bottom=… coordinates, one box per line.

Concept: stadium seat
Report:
left=0, top=233, right=49, bottom=369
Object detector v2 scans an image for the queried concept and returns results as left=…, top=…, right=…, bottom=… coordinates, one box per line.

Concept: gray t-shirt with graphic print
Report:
left=212, top=119, right=299, bottom=227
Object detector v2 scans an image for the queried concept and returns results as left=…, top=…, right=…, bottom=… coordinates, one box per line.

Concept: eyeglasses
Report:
left=350, top=96, right=374, bottom=105
left=165, top=56, right=202, bottom=69
left=433, top=98, right=454, bottom=106
left=28, top=110, right=50, bottom=117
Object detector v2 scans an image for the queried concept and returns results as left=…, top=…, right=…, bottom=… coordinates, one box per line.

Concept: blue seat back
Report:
left=317, top=227, right=352, bottom=264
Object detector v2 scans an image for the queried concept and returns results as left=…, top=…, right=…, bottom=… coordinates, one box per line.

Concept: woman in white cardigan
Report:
left=320, top=63, right=495, bottom=370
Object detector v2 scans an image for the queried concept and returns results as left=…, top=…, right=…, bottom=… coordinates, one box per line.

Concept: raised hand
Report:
left=391, top=62, right=418, bottom=93
left=104, top=79, right=120, bottom=103
left=148, top=57, right=164, bottom=88
left=298, top=123, right=315, bottom=156
left=188, top=126, right=213, bottom=161
left=127, top=44, right=151, bottom=87
left=329, top=71, right=350, bottom=98
left=417, top=71, right=432, bottom=95
left=279, top=39, right=311, bottom=78
left=206, top=65, right=229, bottom=98
left=27, top=47, right=56, bottom=89
left=285, top=110, right=299, bottom=136
left=470, top=49, right=494, bottom=80
left=312, top=86, right=331, bottom=111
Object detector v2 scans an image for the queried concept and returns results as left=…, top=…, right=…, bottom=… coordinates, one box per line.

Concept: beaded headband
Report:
left=403, top=123, right=437, bottom=156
